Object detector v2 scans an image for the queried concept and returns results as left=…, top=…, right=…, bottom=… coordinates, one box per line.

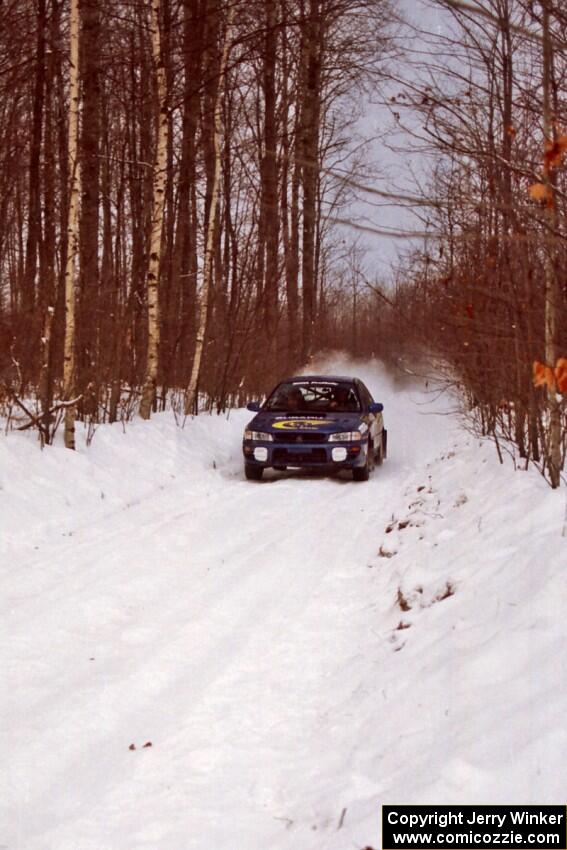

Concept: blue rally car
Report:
left=242, top=375, right=387, bottom=481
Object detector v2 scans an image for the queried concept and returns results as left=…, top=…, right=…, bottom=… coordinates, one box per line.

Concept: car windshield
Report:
left=264, top=382, right=360, bottom=413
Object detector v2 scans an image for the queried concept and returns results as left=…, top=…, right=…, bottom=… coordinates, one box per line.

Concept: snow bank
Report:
left=1, top=359, right=565, bottom=850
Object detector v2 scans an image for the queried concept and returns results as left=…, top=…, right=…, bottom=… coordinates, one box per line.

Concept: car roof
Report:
left=279, top=375, right=358, bottom=384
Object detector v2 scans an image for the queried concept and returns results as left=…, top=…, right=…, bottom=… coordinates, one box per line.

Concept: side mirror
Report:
left=247, top=401, right=261, bottom=412
left=369, top=402, right=383, bottom=413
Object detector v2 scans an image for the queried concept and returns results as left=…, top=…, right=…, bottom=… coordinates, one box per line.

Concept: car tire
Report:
left=353, top=441, right=373, bottom=482
left=244, top=463, right=263, bottom=481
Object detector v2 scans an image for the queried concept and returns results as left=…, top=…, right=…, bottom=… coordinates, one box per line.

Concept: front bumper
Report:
left=242, top=438, right=369, bottom=469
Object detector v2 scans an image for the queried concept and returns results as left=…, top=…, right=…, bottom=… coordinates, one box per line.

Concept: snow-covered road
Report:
left=2, top=359, right=566, bottom=850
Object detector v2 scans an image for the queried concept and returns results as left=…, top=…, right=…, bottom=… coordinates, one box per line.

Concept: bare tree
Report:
left=185, top=1, right=235, bottom=415
left=63, top=0, right=81, bottom=449
left=140, top=0, right=169, bottom=420
left=382, top=0, right=567, bottom=484
left=541, top=0, right=562, bottom=487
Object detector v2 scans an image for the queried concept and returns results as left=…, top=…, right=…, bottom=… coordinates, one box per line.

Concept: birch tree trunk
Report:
left=62, top=0, right=81, bottom=449
left=280, top=16, right=299, bottom=371
left=184, top=2, right=235, bottom=416
left=139, top=0, right=169, bottom=420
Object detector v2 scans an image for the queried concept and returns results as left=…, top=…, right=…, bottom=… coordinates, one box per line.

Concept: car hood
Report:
left=246, top=411, right=364, bottom=434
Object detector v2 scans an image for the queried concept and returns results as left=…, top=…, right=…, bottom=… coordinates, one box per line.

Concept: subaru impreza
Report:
left=242, top=375, right=387, bottom=481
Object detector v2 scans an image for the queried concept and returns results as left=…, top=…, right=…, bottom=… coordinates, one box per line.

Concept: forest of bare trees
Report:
left=369, top=0, right=567, bottom=487
left=1, top=0, right=566, bottom=486
left=0, top=0, right=392, bottom=438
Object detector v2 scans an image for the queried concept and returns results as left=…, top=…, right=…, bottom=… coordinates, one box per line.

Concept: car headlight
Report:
left=329, top=430, right=362, bottom=442
left=244, top=430, right=274, bottom=442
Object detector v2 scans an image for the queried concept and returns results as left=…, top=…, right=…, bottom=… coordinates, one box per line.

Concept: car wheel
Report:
left=244, top=463, right=263, bottom=481
left=353, top=441, right=373, bottom=482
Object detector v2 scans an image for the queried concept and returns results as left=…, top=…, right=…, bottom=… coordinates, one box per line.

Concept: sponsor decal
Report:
left=272, top=419, right=327, bottom=430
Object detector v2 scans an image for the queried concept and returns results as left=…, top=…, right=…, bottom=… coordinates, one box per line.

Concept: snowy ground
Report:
left=2, top=358, right=566, bottom=850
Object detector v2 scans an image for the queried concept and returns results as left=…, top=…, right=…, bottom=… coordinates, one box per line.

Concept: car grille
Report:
left=272, top=448, right=327, bottom=465
left=273, top=432, right=327, bottom=444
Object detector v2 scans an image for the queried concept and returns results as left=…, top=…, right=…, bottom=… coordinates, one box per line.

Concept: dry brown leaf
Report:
left=554, top=358, right=567, bottom=394
left=533, top=361, right=556, bottom=391
left=543, top=135, right=567, bottom=171
left=529, top=182, right=553, bottom=204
